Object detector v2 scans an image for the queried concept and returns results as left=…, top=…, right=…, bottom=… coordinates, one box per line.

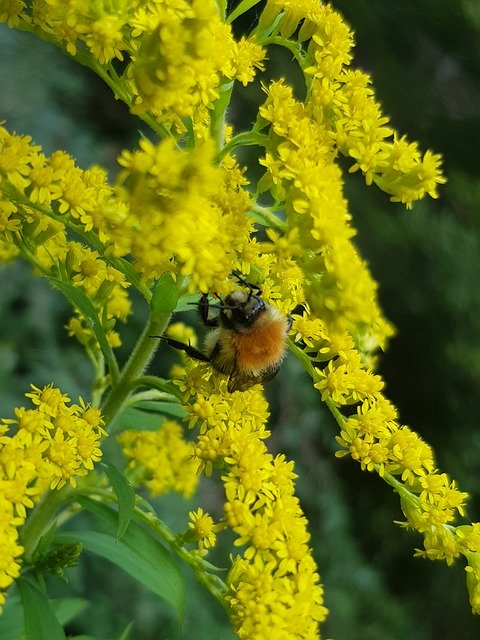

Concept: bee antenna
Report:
left=190, top=299, right=224, bottom=310
left=231, top=270, right=248, bottom=286
left=231, top=270, right=262, bottom=297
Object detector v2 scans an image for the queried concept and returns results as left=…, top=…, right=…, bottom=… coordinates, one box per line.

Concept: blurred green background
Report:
left=1, top=1, right=480, bottom=638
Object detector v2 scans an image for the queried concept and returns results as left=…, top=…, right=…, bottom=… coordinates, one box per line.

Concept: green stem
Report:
left=20, top=487, right=71, bottom=563
left=100, top=317, right=170, bottom=428
left=211, top=81, right=234, bottom=153
left=261, top=35, right=306, bottom=69
left=134, top=506, right=228, bottom=606
left=382, top=470, right=421, bottom=510
left=216, top=131, right=269, bottom=162
left=249, top=203, right=286, bottom=230
left=288, top=339, right=318, bottom=379
left=132, top=375, right=182, bottom=397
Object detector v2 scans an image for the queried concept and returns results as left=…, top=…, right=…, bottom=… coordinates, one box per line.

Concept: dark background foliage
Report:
left=0, top=2, right=479, bottom=638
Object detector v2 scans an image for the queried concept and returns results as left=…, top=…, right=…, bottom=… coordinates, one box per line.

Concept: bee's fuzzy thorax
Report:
left=205, top=304, right=289, bottom=377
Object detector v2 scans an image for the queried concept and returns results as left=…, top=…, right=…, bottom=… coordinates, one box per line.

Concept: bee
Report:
left=159, top=274, right=292, bottom=392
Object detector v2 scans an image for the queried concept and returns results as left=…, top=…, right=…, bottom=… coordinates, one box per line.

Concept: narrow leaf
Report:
left=116, top=621, right=133, bottom=640
left=17, top=578, right=66, bottom=640
left=100, top=460, right=135, bottom=539
left=109, top=404, right=186, bottom=434
left=48, top=276, right=118, bottom=379
left=55, top=530, right=184, bottom=618
left=59, top=498, right=184, bottom=617
left=227, top=0, right=263, bottom=24
left=150, top=273, right=179, bottom=318
left=134, top=400, right=186, bottom=418
left=52, top=598, right=89, bottom=626
left=109, top=407, right=166, bottom=434
left=174, top=292, right=200, bottom=312
left=0, top=595, right=24, bottom=640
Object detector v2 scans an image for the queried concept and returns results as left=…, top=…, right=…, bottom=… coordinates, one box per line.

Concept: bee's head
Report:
left=221, top=290, right=266, bottom=329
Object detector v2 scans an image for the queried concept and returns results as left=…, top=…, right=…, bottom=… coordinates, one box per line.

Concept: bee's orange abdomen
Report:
left=232, top=313, right=288, bottom=374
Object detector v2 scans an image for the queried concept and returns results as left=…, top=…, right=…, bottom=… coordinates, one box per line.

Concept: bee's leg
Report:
left=198, top=293, right=219, bottom=327
left=150, top=335, right=211, bottom=363
left=231, top=271, right=262, bottom=296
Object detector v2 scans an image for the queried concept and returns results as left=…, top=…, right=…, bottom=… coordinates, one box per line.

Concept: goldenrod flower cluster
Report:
left=0, top=384, right=105, bottom=608
left=258, top=2, right=445, bottom=207
left=0, top=127, right=131, bottom=348
left=119, top=419, right=198, bottom=498
left=175, top=366, right=328, bottom=638
left=0, top=124, right=255, bottom=297
left=1, top=0, right=474, bottom=632
left=292, top=314, right=480, bottom=614
left=3, top=0, right=265, bottom=137
left=116, top=139, right=253, bottom=291
left=255, top=2, right=443, bottom=349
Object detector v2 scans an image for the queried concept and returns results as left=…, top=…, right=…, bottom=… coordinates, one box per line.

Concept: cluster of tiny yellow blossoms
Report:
left=258, top=2, right=445, bottom=206
left=186, top=507, right=222, bottom=555
left=0, top=122, right=257, bottom=313
left=0, top=384, right=105, bottom=608
left=0, top=126, right=131, bottom=347
left=175, top=366, right=327, bottom=638
left=255, top=2, right=444, bottom=348
left=292, top=313, right=480, bottom=614
left=257, top=77, right=395, bottom=347
left=116, top=138, right=254, bottom=292
left=118, top=419, right=198, bottom=498
left=1, top=0, right=265, bottom=137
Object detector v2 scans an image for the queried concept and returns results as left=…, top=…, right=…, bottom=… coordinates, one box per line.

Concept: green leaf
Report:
left=175, top=292, right=200, bottom=312
left=55, top=530, right=184, bottom=620
left=215, top=0, right=227, bottom=19
left=227, top=0, right=263, bottom=24
left=109, top=406, right=166, bottom=433
left=0, top=596, right=86, bottom=640
left=57, top=498, right=184, bottom=618
left=109, top=404, right=186, bottom=434
left=109, top=402, right=185, bottom=433
left=52, top=598, right=89, bottom=626
left=34, top=521, right=58, bottom=557
left=150, top=273, right=179, bottom=318
left=48, top=276, right=118, bottom=380
left=116, top=621, right=133, bottom=640
left=134, top=400, right=186, bottom=418
left=100, top=460, right=135, bottom=539
left=17, top=578, right=66, bottom=640
left=0, top=595, right=24, bottom=640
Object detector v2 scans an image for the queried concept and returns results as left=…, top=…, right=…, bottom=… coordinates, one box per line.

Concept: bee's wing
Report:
left=226, top=367, right=254, bottom=392
left=227, top=365, right=280, bottom=393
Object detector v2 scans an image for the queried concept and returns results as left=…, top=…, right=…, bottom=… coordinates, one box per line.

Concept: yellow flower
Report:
left=0, top=385, right=105, bottom=606
left=187, top=508, right=221, bottom=552
left=230, top=36, right=266, bottom=86
left=180, top=372, right=326, bottom=636
left=387, top=427, right=435, bottom=484
left=0, top=0, right=26, bottom=27
left=118, top=420, right=199, bottom=499
left=83, top=14, right=126, bottom=64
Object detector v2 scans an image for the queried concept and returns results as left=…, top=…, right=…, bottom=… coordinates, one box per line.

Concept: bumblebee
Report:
left=161, top=275, right=292, bottom=392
